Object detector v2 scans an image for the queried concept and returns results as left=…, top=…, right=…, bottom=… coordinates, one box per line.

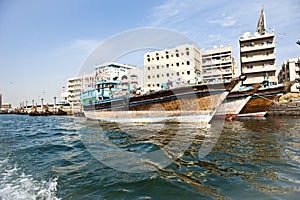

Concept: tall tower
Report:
left=239, top=7, right=277, bottom=86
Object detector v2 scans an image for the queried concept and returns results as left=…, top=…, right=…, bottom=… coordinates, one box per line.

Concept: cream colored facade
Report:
left=202, top=45, right=238, bottom=83
left=143, top=44, right=201, bottom=90
left=278, top=57, right=300, bottom=92
left=239, top=32, right=277, bottom=86
left=66, top=73, right=95, bottom=105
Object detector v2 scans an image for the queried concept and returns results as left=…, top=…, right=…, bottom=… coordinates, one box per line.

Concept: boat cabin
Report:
left=81, top=81, right=121, bottom=106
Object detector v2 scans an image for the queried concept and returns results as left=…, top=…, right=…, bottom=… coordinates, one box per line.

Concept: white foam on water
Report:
left=0, top=158, right=60, bottom=200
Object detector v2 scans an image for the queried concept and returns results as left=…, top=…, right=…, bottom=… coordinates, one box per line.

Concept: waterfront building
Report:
left=63, top=62, right=142, bottom=108
left=239, top=7, right=277, bottom=86
left=143, top=44, right=201, bottom=91
left=66, top=76, right=84, bottom=106
left=202, top=45, right=238, bottom=83
left=1, top=103, right=12, bottom=111
left=60, top=87, right=69, bottom=104
left=66, top=73, right=95, bottom=106
left=0, top=94, right=2, bottom=109
left=95, top=62, right=143, bottom=90
left=278, top=57, right=300, bottom=92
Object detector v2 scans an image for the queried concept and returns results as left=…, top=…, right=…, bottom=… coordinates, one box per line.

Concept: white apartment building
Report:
left=202, top=45, right=238, bottom=83
left=143, top=44, right=201, bottom=90
left=239, top=7, right=277, bottom=86
left=278, top=57, right=300, bottom=93
left=65, top=73, right=95, bottom=106
left=95, top=62, right=143, bottom=90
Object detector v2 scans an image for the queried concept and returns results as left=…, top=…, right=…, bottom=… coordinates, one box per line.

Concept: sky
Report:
left=0, top=0, right=299, bottom=107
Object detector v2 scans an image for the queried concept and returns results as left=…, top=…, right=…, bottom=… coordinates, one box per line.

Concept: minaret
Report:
left=256, top=6, right=266, bottom=35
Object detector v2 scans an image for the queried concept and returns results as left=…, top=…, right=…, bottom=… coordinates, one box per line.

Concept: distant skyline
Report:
left=0, top=0, right=299, bottom=106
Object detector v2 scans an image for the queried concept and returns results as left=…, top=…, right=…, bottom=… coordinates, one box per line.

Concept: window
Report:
left=166, top=73, right=169, bottom=77
left=177, top=72, right=179, bottom=76
left=166, top=64, right=169, bottom=67
left=187, top=71, right=190, bottom=75
left=148, top=76, right=150, bottom=79
left=157, top=84, right=160, bottom=87
left=156, top=57, right=159, bottom=60
left=157, top=74, right=159, bottom=78
left=187, top=61, right=190, bottom=65
left=157, top=65, right=159, bottom=69
left=182, top=72, right=185, bottom=74
left=148, top=84, right=150, bottom=87
left=176, top=53, right=179, bottom=57
left=186, top=51, right=189, bottom=55
left=148, top=67, right=150, bottom=70
left=147, top=58, right=150, bottom=62
left=166, top=55, right=169, bottom=59
left=176, top=62, right=179, bottom=66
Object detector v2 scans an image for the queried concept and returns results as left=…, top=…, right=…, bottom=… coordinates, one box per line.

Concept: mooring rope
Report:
left=253, top=93, right=299, bottom=108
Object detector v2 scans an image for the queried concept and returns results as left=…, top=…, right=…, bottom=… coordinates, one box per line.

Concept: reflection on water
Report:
left=0, top=115, right=299, bottom=199
left=77, top=116, right=300, bottom=199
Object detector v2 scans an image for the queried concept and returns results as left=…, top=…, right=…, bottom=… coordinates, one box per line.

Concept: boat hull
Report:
left=83, top=80, right=239, bottom=123
left=238, top=85, right=285, bottom=117
left=216, top=95, right=252, bottom=120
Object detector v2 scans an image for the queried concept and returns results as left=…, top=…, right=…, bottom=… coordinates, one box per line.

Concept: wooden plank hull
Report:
left=238, top=85, right=285, bottom=117
left=216, top=95, right=252, bottom=120
left=83, top=80, right=239, bottom=123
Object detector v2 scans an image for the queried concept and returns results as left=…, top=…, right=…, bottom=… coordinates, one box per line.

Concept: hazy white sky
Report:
left=0, top=0, right=299, bottom=106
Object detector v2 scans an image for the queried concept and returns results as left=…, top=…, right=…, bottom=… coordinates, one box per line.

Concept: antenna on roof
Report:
left=256, top=5, right=266, bottom=35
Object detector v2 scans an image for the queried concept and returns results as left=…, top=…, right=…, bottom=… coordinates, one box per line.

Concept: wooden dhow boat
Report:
left=237, top=81, right=293, bottom=117
left=81, top=79, right=240, bottom=123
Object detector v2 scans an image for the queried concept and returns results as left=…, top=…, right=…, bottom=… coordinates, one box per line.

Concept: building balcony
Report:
left=202, top=59, right=232, bottom=66
left=241, top=54, right=276, bottom=63
left=242, top=65, right=276, bottom=74
left=240, top=43, right=275, bottom=52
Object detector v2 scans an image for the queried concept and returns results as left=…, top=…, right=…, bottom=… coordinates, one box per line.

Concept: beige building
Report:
left=239, top=7, right=277, bottom=86
left=202, top=45, right=238, bottom=83
left=278, top=57, right=300, bottom=92
left=66, top=73, right=95, bottom=106
left=144, top=44, right=201, bottom=90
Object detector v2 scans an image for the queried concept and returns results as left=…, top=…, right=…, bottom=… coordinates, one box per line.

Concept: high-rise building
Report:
left=278, top=57, right=300, bottom=92
left=239, top=7, right=277, bottom=86
left=202, top=45, right=238, bottom=83
left=143, top=44, right=201, bottom=90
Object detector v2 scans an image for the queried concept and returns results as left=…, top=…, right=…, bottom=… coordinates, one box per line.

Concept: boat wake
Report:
left=0, top=158, right=60, bottom=200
